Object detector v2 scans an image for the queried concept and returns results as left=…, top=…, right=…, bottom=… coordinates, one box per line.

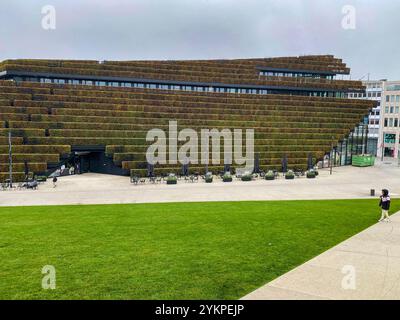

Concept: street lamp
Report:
left=330, top=136, right=334, bottom=175
left=8, top=131, right=13, bottom=188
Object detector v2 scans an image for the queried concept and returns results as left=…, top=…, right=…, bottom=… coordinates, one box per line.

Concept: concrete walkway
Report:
left=242, top=211, right=400, bottom=300
left=0, top=159, right=399, bottom=207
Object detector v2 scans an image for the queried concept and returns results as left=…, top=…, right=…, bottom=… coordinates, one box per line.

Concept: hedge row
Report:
left=39, top=90, right=372, bottom=110
left=106, top=144, right=330, bottom=155
left=0, top=128, right=46, bottom=137
left=0, top=162, right=47, bottom=172
left=0, top=85, right=51, bottom=95
left=0, top=113, right=29, bottom=121
left=46, top=129, right=343, bottom=141
left=0, top=106, right=48, bottom=115
left=0, top=92, right=31, bottom=100
left=5, top=58, right=345, bottom=76
left=50, top=106, right=364, bottom=122
left=0, top=153, right=59, bottom=162
left=0, top=145, right=70, bottom=154
left=3, top=55, right=349, bottom=73
left=8, top=120, right=352, bottom=133
left=10, top=119, right=354, bottom=131
left=26, top=136, right=339, bottom=146
left=3, top=63, right=361, bottom=91
left=6, top=79, right=370, bottom=108
left=49, top=88, right=372, bottom=109
left=125, top=157, right=312, bottom=170
left=15, top=99, right=368, bottom=116
left=29, top=114, right=360, bottom=128
left=0, top=137, right=23, bottom=144
left=0, top=172, right=26, bottom=183
left=129, top=164, right=309, bottom=177
left=0, top=99, right=11, bottom=106
left=114, top=151, right=325, bottom=163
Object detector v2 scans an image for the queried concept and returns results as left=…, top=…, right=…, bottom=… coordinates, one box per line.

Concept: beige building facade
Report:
left=377, top=81, right=400, bottom=159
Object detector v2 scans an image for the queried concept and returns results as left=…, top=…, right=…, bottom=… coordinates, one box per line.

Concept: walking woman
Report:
left=379, top=189, right=391, bottom=222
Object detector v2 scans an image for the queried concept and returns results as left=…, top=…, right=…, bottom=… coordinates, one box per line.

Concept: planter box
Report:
left=166, top=179, right=177, bottom=185
left=352, top=155, right=375, bottom=167
left=36, top=176, right=47, bottom=182
left=265, top=175, right=275, bottom=180
left=223, top=177, right=232, bottom=182
left=241, top=175, right=252, bottom=181
left=205, top=177, right=213, bottom=183
left=285, top=175, right=294, bottom=180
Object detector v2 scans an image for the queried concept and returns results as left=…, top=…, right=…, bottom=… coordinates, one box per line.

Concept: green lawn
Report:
left=0, top=199, right=397, bottom=300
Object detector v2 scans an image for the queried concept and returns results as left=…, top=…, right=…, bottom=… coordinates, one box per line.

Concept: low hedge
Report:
left=166, top=173, right=177, bottom=185
left=0, top=153, right=59, bottom=162
left=285, top=170, right=295, bottom=180
left=0, top=162, right=47, bottom=172
left=223, top=172, right=233, bottom=182
left=0, top=172, right=26, bottom=183
left=0, top=137, right=24, bottom=145
left=306, top=170, right=316, bottom=178
left=265, top=170, right=275, bottom=180
left=0, top=128, right=46, bottom=137
left=14, top=97, right=366, bottom=117
left=204, top=172, right=213, bottom=183
left=0, top=145, right=70, bottom=154
left=241, top=173, right=253, bottom=181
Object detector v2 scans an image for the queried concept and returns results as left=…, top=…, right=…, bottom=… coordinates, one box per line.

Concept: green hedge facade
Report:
left=0, top=56, right=374, bottom=178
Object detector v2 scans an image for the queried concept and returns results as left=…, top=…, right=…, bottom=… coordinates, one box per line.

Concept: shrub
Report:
left=223, top=172, right=232, bottom=182
left=166, top=173, right=177, bottom=185
left=306, top=170, right=316, bottom=179
left=205, top=172, right=213, bottom=183
left=241, top=171, right=253, bottom=181
left=285, top=170, right=295, bottom=180
left=265, top=170, right=275, bottom=180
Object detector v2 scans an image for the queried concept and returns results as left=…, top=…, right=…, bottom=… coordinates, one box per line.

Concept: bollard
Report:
left=370, top=189, right=375, bottom=197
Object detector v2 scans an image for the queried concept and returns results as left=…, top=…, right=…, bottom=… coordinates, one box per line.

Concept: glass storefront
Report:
left=333, top=123, right=369, bottom=166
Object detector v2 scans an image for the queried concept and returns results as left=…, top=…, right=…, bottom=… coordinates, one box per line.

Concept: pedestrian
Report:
left=379, top=189, right=391, bottom=222
left=52, top=176, right=58, bottom=188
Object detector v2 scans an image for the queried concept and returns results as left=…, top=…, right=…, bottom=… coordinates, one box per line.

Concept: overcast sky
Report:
left=0, top=0, right=398, bottom=80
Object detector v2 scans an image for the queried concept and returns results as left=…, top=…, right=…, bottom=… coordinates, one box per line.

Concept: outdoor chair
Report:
left=130, top=176, right=139, bottom=185
left=149, top=177, right=156, bottom=184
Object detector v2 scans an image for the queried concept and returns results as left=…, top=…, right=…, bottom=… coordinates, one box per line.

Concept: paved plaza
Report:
left=0, top=159, right=399, bottom=207
left=242, top=210, right=400, bottom=300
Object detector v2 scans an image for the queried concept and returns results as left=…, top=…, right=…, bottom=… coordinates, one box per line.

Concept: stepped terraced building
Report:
left=0, top=55, right=375, bottom=182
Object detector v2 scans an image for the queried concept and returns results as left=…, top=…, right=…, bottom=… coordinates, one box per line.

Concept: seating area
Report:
left=128, top=167, right=318, bottom=186
left=0, top=57, right=376, bottom=182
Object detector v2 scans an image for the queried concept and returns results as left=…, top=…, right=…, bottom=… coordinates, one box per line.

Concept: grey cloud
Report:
left=0, top=0, right=398, bottom=80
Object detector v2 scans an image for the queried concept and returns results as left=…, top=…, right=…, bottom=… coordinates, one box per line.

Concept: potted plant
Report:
left=285, top=170, right=295, bottom=180
left=241, top=171, right=253, bottom=181
left=36, top=175, right=47, bottom=183
left=306, top=169, right=316, bottom=179
left=205, top=172, right=213, bottom=183
left=166, top=173, right=177, bottom=185
left=313, top=166, right=319, bottom=176
left=265, top=170, right=275, bottom=180
left=222, top=172, right=232, bottom=182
